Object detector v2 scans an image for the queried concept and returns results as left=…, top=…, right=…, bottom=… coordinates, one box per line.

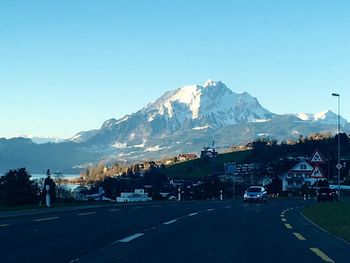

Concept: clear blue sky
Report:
left=1, top=0, right=349, bottom=139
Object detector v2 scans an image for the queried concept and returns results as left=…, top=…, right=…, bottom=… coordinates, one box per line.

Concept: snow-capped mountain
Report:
left=143, top=80, right=273, bottom=126
left=295, top=110, right=347, bottom=126
left=72, top=80, right=274, bottom=146
left=2, top=79, right=349, bottom=173
left=69, top=80, right=349, bottom=163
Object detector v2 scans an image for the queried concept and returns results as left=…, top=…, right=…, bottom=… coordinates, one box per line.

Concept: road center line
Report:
left=77, top=212, right=96, bottom=216
left=285, top=223, right=293, bottom=229
left=164, top=219, right=177, bottom=225
left=188, top=212, right=198, bottom=217
left=0, top=224, right=10, bottom=227
left=33, top=217, right=60, bottom=222
left=293, top=232, right=306, bottom=241
left=206, top=209, right=215, bottom=212
left=309, top=248, right=335, bottom=263
left=116, top=233, right=144, bottom=243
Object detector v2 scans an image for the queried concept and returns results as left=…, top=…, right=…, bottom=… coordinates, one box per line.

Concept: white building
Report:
left=116, top=189, right=152, bottom=203
left=281, top=159, right=323, bottom=191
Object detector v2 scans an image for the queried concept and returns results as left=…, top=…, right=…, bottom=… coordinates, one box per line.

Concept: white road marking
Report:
left=163, top=219, right=177, bottom=225
left=285, top=223, right=293, bottom=229
left=224, top=206, right=232, bottom=209
left=293, top=232, right=306, bottom=241
left=109, top=209, right=122, bottom=212
left=188, top=212, right=198, bottom=217
left=310, top=248, right=335, bottom=263
left=206, top=209, right=215, bottom=212
left=116, top=233, right=144, bottom=243
left=0, top=224, right=10, bottom=227
left=33, top=217, right=60, bottom=222
left=77, top=212, right=96, bottom=216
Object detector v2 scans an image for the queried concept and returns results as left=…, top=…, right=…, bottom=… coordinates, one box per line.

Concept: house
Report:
left=178, top=153, right=198, bottom=162
left=281, top=159, right=324, bottom=191
left=200, top=147, right=218, bottom=159
left=116, top=189, right=152, bottom=202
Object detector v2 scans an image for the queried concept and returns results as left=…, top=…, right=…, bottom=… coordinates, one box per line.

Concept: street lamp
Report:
left=332, top=93, right=341, bottom=200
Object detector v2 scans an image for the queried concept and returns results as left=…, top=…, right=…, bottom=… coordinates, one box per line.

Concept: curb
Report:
left=299, top=211, right=350, bottom=247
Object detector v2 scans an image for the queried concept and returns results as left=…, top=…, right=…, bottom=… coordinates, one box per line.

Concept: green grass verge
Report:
left=163, top=150, right=251, bottom=179
left=302, top=201, right=350, bottom=242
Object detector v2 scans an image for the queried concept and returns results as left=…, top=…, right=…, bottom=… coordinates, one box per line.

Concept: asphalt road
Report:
left=0, top=199, right=349, bottom=263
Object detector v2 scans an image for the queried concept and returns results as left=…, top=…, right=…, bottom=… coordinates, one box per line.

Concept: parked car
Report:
left=244, top=186, right=267, bottom=203
left=317, top=187, right=339, bottom=202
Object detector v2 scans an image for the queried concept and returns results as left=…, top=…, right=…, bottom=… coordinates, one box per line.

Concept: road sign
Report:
left=310, top=165, right=325, bottom=178
left=336, top=163, right=343, bottom=170
left=310, top=149, right=324, bottom=163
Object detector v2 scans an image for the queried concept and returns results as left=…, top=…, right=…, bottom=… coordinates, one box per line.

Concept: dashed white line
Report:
left=109, top=209, right=122, bottom=212
left=206, top=209, right=215, bottom=212
left=33, top=217, right=60, bottom=222
left=293, top=232, right=306, bottom=241
left=310, top=248, right=335, bottom=263
left=116, top=233, right=144, bottom=243
left=77, top=212, right=96, bottom=216
left=285, top=223, right=293, bottom=229
left=188, top=212, right=198, bottom=217
left=0, top=224, right=10, bottom=227
left=224, top=206, right=232, bottom=209
left=163, top=219, right=177, bottom=225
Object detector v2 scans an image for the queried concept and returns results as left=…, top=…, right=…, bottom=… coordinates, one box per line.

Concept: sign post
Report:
left=45, top=185, right=51, bottom=208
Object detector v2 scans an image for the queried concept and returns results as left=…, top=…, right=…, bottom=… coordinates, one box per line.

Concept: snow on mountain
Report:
left=67, top=80, right=349, bottom=164
left=20, top=135, right=65, bottom=144
left=295, top=110, right=347, bottom=125
left=143, top=80, right=273, bottom=127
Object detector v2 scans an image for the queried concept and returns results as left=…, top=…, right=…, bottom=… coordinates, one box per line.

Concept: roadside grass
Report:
left=302, top=201, right=350, bottom=242
left=163, top=150, right=251, bottom=179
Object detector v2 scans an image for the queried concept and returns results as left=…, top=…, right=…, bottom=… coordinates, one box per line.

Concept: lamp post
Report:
left=332, top=93, right=341, bottom=200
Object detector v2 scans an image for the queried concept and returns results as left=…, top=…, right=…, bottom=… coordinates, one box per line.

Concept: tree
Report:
left=0, top=168, right=38, bottom=206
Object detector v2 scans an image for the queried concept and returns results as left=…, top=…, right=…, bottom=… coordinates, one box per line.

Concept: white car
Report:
left=244, top=186, right=267, bottom=203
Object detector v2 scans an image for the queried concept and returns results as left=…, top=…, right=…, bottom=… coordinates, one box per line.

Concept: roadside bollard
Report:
left=308, top=194, right=311, bottom=200
left=178, top=188, right=181, bottom=201
left=303, top=194, right=306, bottom=201
left=220, top=190, right=223, bottom=201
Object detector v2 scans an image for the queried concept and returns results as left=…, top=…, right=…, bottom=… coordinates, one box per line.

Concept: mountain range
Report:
left=1, top=80, right=348, bottom=173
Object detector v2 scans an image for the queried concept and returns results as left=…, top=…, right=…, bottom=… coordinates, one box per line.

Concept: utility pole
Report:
left=332, top=93, right=341, bottom=200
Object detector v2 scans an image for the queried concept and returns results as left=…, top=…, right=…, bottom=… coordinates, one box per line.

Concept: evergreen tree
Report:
left=0, top=168, right=38, bottom=206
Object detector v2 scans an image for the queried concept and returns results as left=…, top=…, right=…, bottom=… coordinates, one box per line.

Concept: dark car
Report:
left=317, top=187, right=339, bottom=202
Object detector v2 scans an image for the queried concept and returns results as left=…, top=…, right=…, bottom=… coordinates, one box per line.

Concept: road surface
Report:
left=0, top=199, right=349, bottom=263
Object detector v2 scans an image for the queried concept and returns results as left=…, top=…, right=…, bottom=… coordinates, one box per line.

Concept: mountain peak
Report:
left=203, top=79, right=222, bottom=88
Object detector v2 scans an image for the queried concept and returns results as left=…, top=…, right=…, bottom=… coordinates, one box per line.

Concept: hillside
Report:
left=163, top=150, right=251, bottom=179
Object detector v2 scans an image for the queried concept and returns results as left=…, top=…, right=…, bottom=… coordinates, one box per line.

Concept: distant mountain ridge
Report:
left=1, top=80, right=349, bottom=173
